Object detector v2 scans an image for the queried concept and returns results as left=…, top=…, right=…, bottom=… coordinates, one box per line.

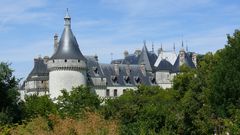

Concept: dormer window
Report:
left=93, top=67, right=99, bottom=75
left=134, top=76, right=141, bottom=84
left=111, top=76, right=118, bottom=84
left=124, top=76, right=131, bottom=84
left=149, top=77, right=156, bottom=84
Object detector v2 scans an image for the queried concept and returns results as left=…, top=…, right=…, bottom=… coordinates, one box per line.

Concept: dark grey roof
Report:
left=138, top=45, right=157, bottom=72
left=111, top=54, right=139, bottom=65
left=96, top=64, right=156, bottom=87
left=26, top=58, right=48, bottom=81
left=51, top=13, right=85, bottom=60
left=122, top=54, right=139, bottom=64
left=172, top=51, right=196, bottom=73
left=156, top=59, right=173, bottom=71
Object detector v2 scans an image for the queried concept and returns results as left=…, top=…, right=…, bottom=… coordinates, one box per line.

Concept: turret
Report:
left=48, top=9, right=87, bottom=99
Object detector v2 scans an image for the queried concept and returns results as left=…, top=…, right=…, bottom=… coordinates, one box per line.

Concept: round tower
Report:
left=48, top=10, right=87, bottom=99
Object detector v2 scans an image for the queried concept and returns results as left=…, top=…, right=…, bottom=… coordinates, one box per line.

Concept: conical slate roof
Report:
left=138, top=45, right=157, bottom=71
left=51, top=11, right=85, bottom=60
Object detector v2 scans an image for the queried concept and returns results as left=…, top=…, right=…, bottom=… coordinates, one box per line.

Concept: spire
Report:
left=181, top=40, right=184, bottom=51
left=51, top=10, right=85, bottom=60
left=152, top=42, right=154, bottom=52
left=143, top=40, right=146, bottom=47
left=64, top=8, right=71, bottom=27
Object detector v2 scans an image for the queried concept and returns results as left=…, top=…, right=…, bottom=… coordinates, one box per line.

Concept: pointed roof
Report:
left=172, top=52, right=196, bottom=73
left=26, top=58, right=48, bottom=81
left=51, top=10, right=86, bottom=60
left=138, top=44, right=157, bottom=71
left=156, top=59, right=173, bottom=71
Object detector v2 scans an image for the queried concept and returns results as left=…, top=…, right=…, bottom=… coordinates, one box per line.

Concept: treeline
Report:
left=1, top=30, right=240, bottom=134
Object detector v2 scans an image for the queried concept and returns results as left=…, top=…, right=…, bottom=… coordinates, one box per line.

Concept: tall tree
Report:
left=57, top=86, right=101, bottom=118
left=211, top=30, right=240, bottom=116
left=0, top=62, right=21, bottom=124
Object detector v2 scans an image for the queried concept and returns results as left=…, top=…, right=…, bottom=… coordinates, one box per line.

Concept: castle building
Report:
left=19, top=11, right=197, bottom=100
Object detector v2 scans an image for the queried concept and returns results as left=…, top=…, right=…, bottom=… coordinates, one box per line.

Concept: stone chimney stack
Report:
left=140, top=63, right=146, bottom=76
left=43, top=56, right=49, bottom=64
left=114, top=63, right=119, bottom=76
left=179, top=50, right=185, bottom=66
left=192, top=53, right=197, bottom=67
left=124, top=50, right=129, bottom=58
left=54, top=33, right=58, bottom=52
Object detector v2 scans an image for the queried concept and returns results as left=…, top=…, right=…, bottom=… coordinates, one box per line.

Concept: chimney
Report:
left=192, top=53, right=197, bottom=67
left=179, top=49, right=185, bottom=66
left=179, top=41, right=185, bottom=66
left=43, top=56, right=49, bottom=64
left=134, top=50, right=141, bottom=56
left=114, top=64, right=119, bottom=76
left=124, top=50, right=129, bottom=58
left=126, top=64, right=131, bottom=75
left=140, top=63, right=146, bottom=76
left=94, top=54, right=98, bottom=62
left=54, top=33, right=58, bottom=52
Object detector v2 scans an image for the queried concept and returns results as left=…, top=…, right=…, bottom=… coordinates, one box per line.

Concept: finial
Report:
left=64, top=8, right=71, bottom=27
left=152, top=41, right=154, bottom=52
left=65, top=8, right=70, bottom=18
left=173, top=43, right=176, bottom=52
left=180, top=40, right=185, bottom=51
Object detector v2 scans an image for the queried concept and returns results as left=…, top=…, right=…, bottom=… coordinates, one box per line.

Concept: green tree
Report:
left=22, top=94, right=57, bottom=119
left=211, top=30, right=240, bottom=115
left=0, top=62, right=21, bottom=125
left=57, top=86, right=101, bottom=118
left=102, top=85, right=180, bottom=135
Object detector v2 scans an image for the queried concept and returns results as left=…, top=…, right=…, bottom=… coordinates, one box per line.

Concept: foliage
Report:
left=57, top=86, right=101, bottom=118
left=7, top=112, right=118, bottom=135
left=210, top=30, right=240, bottom=117
left=0, top=62, right=21, bottom=125
left=102, top=85, right=180, bottom=134
left=21, top=94, right=57, bottom=119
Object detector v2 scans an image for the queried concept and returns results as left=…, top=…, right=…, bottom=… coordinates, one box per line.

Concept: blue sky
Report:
left=0, top=0, right=240, bottom=80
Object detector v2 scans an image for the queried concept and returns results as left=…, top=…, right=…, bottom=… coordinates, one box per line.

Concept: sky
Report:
left=0, top=0, right=240, bottom=80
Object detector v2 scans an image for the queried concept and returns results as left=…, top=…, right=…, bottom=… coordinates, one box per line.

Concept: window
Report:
left=114, top=89, right=118, bottom=97
left=124, top=76, right=131, bottom=84
left=41, top=80, right=44, bottom=84
left=53, top=60, right=55, bottom=63
left=106, top=89, right=110, bottom=97
left=78, top=60, right=80, bottom=62
left=111, top=76, right=118, bottom=84
left=64, top=59, right=67, bottom=62
left=134, top=76, right=141, bottom=84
